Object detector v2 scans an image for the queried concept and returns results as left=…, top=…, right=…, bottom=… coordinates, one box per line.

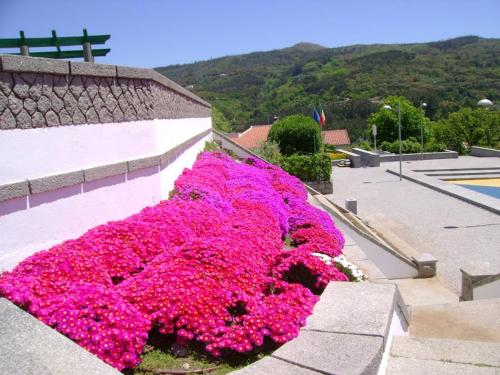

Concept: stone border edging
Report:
left=231, top=282, right=397, bottom=375
left=0, top=298, right=121, bottom=375
left=0, top=54, right=210, bottom=108
left=386, top=167, right=500, bottom=215
left=379, top=150, right=458, bottom=162
left=0, top=128, right=212, bottom=202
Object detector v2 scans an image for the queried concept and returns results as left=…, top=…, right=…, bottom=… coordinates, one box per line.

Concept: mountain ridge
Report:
left=155, top=36, right=500, bottom=138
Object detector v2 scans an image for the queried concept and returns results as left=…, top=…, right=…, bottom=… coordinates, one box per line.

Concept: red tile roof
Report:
left=230, top=125, right=350, bottom=149
left=322, top=129, right=350, bottom=146
left=232, top=125, right=272, bottom=149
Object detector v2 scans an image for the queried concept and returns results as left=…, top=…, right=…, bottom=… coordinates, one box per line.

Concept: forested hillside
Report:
left=156, top=36, right=500, bottom=141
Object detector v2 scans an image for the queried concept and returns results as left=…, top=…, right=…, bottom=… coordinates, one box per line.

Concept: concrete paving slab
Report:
left=229, top=356, right=321, bottom=375
left=272, top=330, right=383, bottom=375
left=386, top=357, right=497, bottom=375
left=329, top=157, right=500, bottom=293
left=0, top=298, right=119, bottom=375
left=409, top=298, right=500, bottom=342
left=390, top=336, right=500, bottom=367
left=393, top=277, right=458, bottom=308
left=342, top=244, right=368, bottom=261
left=355, top=259, right=388, bottom=280
left=304, top=282, right=395, bottom=344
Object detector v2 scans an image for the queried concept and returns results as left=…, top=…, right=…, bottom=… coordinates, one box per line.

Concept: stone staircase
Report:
left=387, top=336, right=500, bottom=374
left=385, top=284, right=500, bottom=374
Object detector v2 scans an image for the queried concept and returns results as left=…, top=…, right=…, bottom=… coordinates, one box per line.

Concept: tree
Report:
left=211, top=106, right=231, bottom=132
left=268, top=115, right=322, bottom=156
left=367, top=96, right=431, bottom=144
left=433, top=108, right=500, bottom=152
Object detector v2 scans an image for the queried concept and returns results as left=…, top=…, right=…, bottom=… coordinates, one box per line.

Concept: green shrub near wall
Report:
left=280, top=153, right=331, bottom=182
left=268, top=115, right=322, bottom=156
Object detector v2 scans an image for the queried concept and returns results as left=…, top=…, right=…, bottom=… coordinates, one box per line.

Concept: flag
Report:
left=312, top=106, right=320, bottom=123
left=319, top=104, right=326, bottom=127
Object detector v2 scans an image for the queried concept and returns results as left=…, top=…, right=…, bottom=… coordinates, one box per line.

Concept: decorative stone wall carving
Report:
left=0, top=55, right=211, bottom=129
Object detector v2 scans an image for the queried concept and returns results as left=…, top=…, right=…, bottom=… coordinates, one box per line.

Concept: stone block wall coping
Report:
left=231, top=282, right=397, bottom=375
left=470, top=146, right=500, bottom=157
left=0, top=298, right=120, bottom=375
left=0, top=54, right=210, bottom=108
left=0, top=128, right=211, bottom=203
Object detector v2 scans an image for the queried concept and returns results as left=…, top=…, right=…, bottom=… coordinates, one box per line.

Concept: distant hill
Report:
left=155, top=36, right=500, bottom=139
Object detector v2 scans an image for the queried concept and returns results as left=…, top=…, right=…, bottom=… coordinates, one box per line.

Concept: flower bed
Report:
left=0, top=152, right=348, bottom=371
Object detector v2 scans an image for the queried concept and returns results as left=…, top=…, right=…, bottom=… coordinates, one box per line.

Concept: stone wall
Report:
left=0, top=55, right=211, bottom=129
left=470, top=146, right=500, bottom=157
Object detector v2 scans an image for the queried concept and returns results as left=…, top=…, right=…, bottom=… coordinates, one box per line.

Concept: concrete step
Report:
left=409, top=298, right=500, bottom=342
left=386, top=336, right=500, bottom=374
left=392, top=277, right=458, bottom=319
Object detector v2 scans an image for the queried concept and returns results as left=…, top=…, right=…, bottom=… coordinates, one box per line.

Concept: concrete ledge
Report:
left=0, top=128, right=212, bottom=202
left=470, top=146, right=500, bottom=157
left=352, top=148, right=380, bottom=167
left=336, top=149, right=361, bottom=168
left=29, top=171, right=84, bottom=194
left=304, top=282, right=396, bottom=346
left=380, top=150, right=458, bottom=162
left=0, top=55, right=210, bottom=110
left=0, top=180, right=29, bottom=201
left=0, top=298, right=120, bottom=375
left=230, top=357, right=321, bottom=375
left=70, top=62, right=117, bottom=77
left=84, top=161, right=128, bottom=182
left=386, top=167, right=500, bottom=215
left=230, top=282, right=397, bottom=374
left=127, top=156, right=160, bottom=172
left=272, top=330, right=383, bottom=375
left=0, top=54, right=70, bottom=75
left=116, top=65, right=154, bottom=80
left=461, top=265, right=500, bottom=301
left=151, top=71, right=211, bottom=108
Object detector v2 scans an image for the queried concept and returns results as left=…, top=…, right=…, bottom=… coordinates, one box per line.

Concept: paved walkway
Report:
left=328, top=157, right=500, bottom=294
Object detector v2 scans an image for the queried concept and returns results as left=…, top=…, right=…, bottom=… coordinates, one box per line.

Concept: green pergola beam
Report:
left=11, top=48, right=110, bottom=59
left=0, top=35, right=110, bottom=48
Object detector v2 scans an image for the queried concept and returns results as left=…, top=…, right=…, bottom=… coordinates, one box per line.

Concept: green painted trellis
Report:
left=0, top=29, right=110, bottom=62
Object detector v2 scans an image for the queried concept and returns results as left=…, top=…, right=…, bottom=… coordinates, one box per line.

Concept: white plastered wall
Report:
left=0, top=117, right=212, bottom=270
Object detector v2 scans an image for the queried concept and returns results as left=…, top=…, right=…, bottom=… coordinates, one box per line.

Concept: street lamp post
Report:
left=419, top=102, right=427, bottom=161
left=383, top=101, right=402, bottom=181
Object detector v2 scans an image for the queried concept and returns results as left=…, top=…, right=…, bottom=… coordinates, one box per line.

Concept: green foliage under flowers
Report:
left=263, top=115, right=323, bottom=156
left=255, top=141, right=282, bottom=165
left=280, top=153, right=332, bottom=182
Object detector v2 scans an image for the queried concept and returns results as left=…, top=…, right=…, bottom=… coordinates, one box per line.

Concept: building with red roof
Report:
left=228, top=125, right=350, bottom=150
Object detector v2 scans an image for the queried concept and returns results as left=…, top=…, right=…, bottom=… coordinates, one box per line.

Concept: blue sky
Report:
left=1, top=0, right=499, bottom=68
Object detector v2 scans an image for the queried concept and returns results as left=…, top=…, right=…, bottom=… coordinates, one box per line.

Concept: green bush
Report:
left=280, top=153, right=332, bottom=182
left=354, top=140, right=372, bottom=151
left=381, top=137, right=421, bottom=153
left=268, top=115, right=322, bottom=156
left=424, top=141, right=447, bottom=152
left=380, top=137, right=447, bottom=153
left=255, top=141, right=282, bottom=165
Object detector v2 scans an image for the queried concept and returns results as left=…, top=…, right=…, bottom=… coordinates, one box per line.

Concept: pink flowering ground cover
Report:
left=0, top=151, right=347, bottom=371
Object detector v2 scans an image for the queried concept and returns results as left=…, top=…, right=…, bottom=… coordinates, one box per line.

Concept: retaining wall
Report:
left=0, top=55, right=212, bottom=270
left=379, top=150, right=458, bottom=162
left=470, top=146, right=500, bottom=157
